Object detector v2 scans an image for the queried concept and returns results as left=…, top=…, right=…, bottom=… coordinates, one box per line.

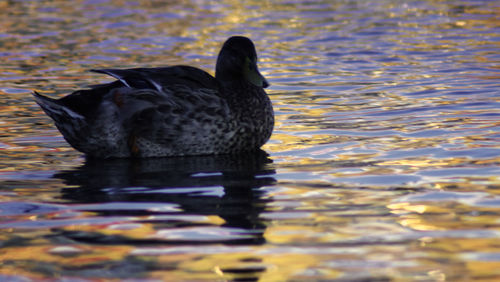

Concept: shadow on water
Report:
left=53, top=150, right=276, bottom=246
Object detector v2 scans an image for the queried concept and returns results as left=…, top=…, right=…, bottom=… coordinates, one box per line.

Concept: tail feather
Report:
left=33, top=91, right=88, bottom=149
left=33, top=91, right=85, bottom=120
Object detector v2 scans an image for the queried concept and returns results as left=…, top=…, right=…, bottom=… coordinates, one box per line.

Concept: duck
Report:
left=33, top=36, right=274, bottom=158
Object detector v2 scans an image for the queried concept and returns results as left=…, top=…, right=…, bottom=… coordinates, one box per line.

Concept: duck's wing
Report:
left=91, top=67, right=228, bottom=153
left=91, top=65, right=219, bottom=92
left=50, top=66, right=218, bottom=119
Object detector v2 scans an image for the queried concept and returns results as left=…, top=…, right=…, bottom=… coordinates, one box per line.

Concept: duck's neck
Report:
left=220, top=81, right=271, bottom=117
left=219, top=80, right=260, bottom=99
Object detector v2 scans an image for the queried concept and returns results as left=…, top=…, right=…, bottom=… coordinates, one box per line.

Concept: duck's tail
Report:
left=32, top=91, right=89, bottom=148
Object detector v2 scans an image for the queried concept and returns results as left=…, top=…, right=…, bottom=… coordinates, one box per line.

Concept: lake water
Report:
left=1, top=0, right=499, bottom=280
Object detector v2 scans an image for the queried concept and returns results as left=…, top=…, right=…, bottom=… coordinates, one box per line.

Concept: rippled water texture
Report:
left=1, top=0, right=499, bottom=281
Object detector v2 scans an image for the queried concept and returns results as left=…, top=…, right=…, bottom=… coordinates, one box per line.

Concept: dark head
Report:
left=215, top=36, right=269, bottom=88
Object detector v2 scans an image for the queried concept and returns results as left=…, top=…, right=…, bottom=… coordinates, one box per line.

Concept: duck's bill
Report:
left=253, top=64, right=270, bottom=88
left=262, top=76, right=270, bottom=88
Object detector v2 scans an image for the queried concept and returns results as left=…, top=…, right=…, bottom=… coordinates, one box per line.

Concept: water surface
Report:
left=1, top=0, right=499, bottom=281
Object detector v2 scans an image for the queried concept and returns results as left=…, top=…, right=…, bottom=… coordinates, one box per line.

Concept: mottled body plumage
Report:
left=33, top=36, right=274, bottom=158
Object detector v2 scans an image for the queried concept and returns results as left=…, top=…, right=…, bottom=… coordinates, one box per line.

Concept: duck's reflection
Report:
left=55, top=150, right=275, bottom=245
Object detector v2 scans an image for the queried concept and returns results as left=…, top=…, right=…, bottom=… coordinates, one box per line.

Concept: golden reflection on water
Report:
left=1, top=0, right=500, bottom=280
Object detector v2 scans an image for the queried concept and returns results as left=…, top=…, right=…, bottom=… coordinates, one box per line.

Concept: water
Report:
left=1, top=0, right=499, bottom=280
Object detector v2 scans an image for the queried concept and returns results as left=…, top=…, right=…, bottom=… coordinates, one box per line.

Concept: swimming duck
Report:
left=33, top=36, right=274, bottom=158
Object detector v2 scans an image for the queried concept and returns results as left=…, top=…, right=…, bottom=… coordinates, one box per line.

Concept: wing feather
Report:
left=90, top=66, right=219, bottom=92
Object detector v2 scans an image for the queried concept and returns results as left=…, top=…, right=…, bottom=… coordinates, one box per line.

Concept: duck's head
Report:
left=215, top=36, right=269, bottom=88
